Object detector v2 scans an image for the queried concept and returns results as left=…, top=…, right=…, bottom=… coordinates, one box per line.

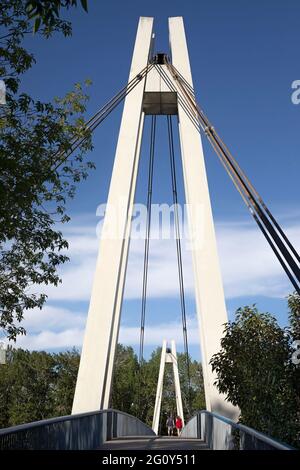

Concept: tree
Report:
left=178, top=353, right=205, bottom=420
left=111, top=344, right=139, bottom=416
left=0, top=348, right=56, bottom=426
left=288, top=292, right=300, bottom=340
left=0, top=344, right=205, bottom=431
left=0, top=347, right=80, bottom=427
left=287, top=292, right=300, bottom=439
left=52, top=348, right=80, bottom=416
left=210, top=304, right=299, bottom=447
left=0, top=0, right=94, bottom=340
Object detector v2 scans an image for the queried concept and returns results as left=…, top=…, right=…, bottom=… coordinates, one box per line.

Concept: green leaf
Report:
left=80, top=0, right=88, bottom=12
left=25, top=2, right=36, bottom=17
left=33, top=17, right=41, bottom=34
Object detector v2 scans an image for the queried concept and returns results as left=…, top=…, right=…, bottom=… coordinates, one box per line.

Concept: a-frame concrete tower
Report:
left=152, top=340, right=184, bottom=435
left=72, top=17, right=237, bottom=420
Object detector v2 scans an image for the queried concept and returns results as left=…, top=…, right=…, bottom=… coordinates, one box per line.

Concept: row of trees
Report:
left=0, top=294, right=299, bottom=445
left=0, top=344, right=205, bottom=433
left=0, top=348, right=79, bottom=427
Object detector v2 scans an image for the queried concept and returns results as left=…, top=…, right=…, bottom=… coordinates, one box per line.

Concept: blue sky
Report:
left=10, top=0, right=300, bottom=360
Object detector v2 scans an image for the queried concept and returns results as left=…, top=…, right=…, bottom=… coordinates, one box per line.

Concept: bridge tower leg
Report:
left=171, top=340, right=185, bottom=428
left=169, top=17, right=237, bottom=419
left=72, top=17, right=154, bottom=414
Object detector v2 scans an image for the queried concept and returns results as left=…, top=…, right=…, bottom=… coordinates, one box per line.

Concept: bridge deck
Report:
left=99, top=436, right=209, bottom=450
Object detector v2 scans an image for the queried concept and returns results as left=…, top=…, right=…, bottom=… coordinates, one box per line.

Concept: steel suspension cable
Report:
left=168, top=62, right=300, bottom=266
left=167, top=61, right=300, bottom=257
left=167, top=115, right=192, bottom=412
left=51, top=63, right=154, bottom=173
left=200, top=129, right=300, bottom=293
left=154, top=65, right=201, bottom=134
left=169, top=68, right=300, bottom=293
left=156, top=61, right=300, bottom=294
left=139, top=115, right=157, bottom=367
left=154, top=66, right=255, bottom=218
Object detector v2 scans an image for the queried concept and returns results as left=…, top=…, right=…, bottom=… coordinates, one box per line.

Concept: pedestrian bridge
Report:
left=0, top=409, right=292, bottom=451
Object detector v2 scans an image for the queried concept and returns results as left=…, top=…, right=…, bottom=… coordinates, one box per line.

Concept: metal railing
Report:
left=0, top=409, right=155, bottom=450
left=180, top=410, right=294, bottom=450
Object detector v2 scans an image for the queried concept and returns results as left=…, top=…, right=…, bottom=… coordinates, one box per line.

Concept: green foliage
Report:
left=52, top=349, right=80, bottom=416
left=288, top=292, right=300, bottom=431
left=0, top=347, right=80, bottom=427
left=0, top=0, right=94, bottom=339
left=210, top=300, right=300, bottom=447
left=0, top=344, right=204, bottom=431
left=25, top=0, right=88, bottom=33
left=288, top=292, right=300, bottom=340
left=111, top=344, right=139, bottom=416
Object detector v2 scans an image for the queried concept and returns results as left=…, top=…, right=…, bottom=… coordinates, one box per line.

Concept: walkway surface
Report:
left=99, top=436, right=209, bottom=450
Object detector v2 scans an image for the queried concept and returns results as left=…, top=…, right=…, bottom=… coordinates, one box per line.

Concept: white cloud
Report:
left=3, top=305, right=86, bottom=350
left=39, top=213, right=300, bottom=302
left=217, top=223, right=300, bottom=298
left=6, top=311, right=200, bottom=351
left=21, top=305, right=86, bottom=333
left=11, top=328, right=84, bottom=350
left=11, top=212, right=298, bottom=351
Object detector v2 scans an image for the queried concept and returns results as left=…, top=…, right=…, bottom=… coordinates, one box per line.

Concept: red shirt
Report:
left=175, top=418, right=182, bottom=429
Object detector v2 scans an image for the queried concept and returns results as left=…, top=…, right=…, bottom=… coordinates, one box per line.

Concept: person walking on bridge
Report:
left=175, top=416, right=183, bottom=436
left=166, top=415, right=174, bottom=436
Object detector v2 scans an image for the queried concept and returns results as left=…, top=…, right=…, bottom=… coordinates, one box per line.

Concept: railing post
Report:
left=113, top=410, right=118, bottom=439
left=197, top=412, right=201, bottom=439
left=205, top=412, right=213, bottom=449
left=106, top=411, right=113, bottom=442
